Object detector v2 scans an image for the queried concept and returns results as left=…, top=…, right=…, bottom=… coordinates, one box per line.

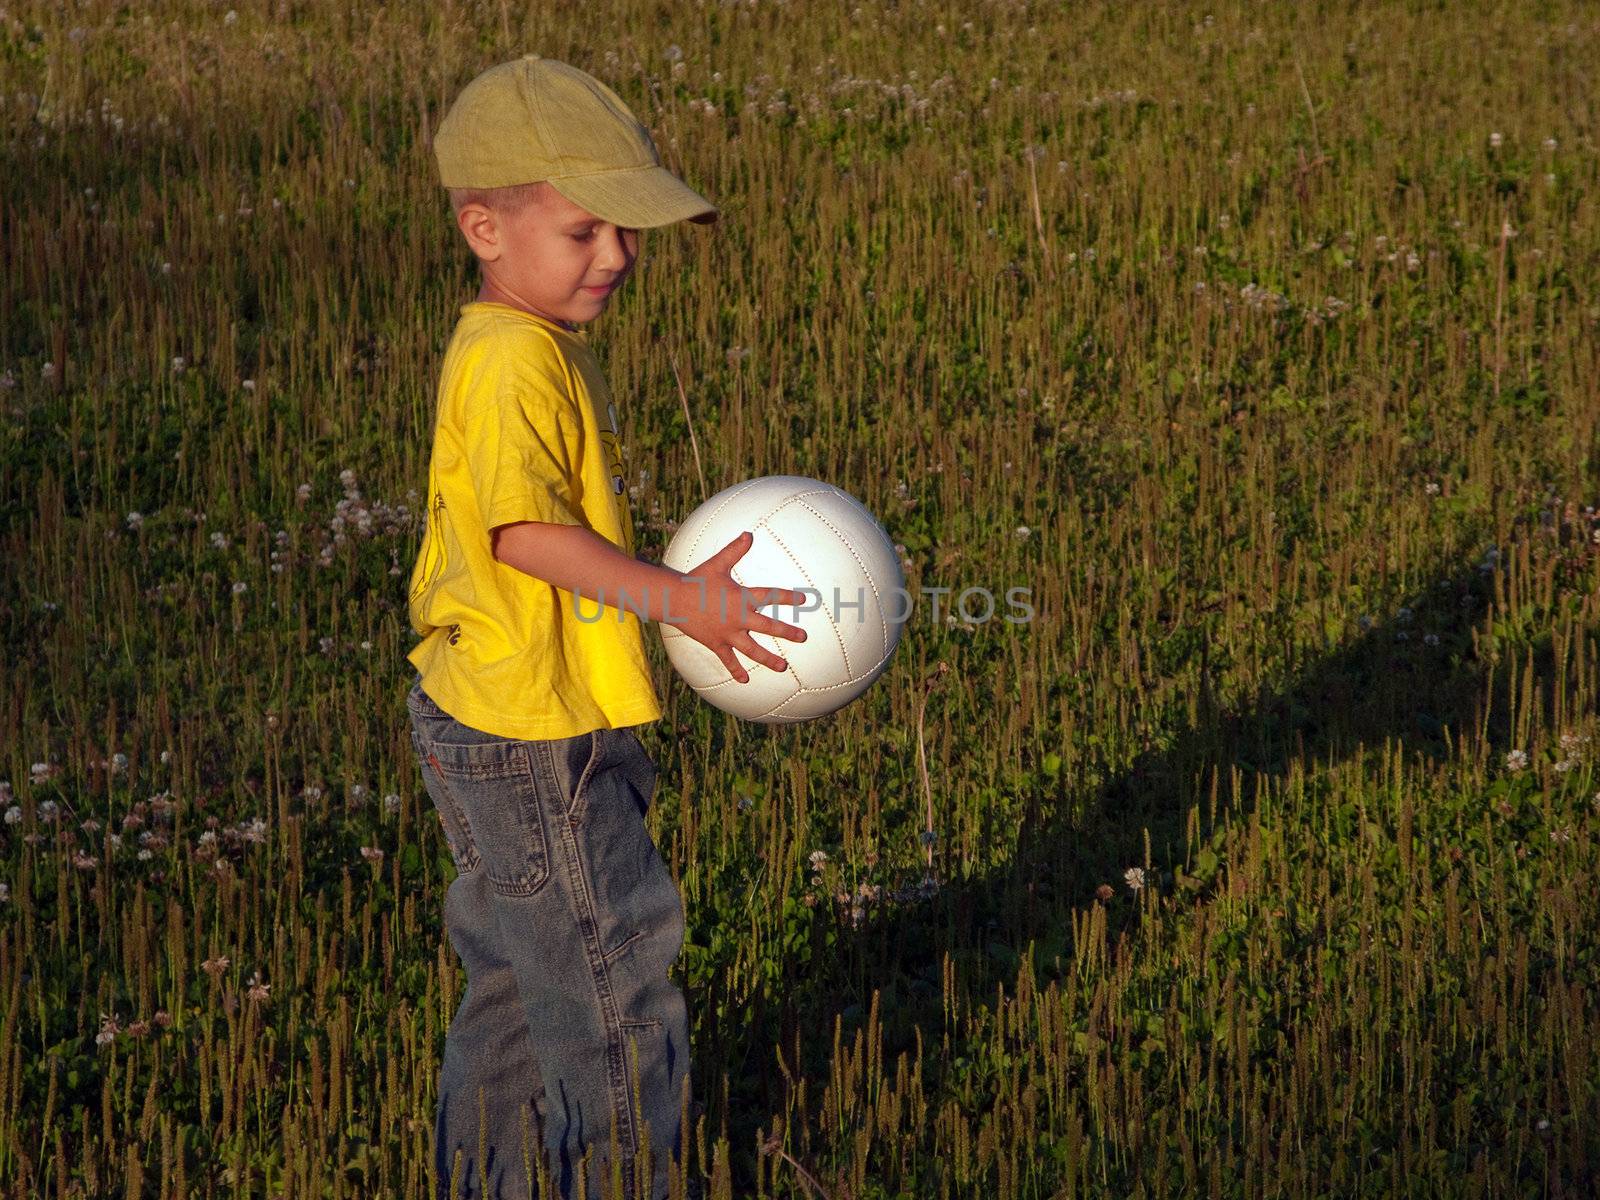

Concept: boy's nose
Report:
left=596, top=227, right=631, bottom=271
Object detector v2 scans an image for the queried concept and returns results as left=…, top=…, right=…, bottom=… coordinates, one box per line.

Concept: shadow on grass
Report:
left=710, top=552, right=1523, bottom=1174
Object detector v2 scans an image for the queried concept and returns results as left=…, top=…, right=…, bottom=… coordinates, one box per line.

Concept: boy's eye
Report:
left=571, top=230, right=594, bottom=242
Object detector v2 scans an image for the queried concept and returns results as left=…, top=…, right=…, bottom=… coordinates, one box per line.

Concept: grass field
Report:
left=3, top=0, right=1599, bottom=1195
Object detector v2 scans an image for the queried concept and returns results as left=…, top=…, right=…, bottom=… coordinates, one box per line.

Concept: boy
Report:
left=404, top=55, right=808, bottom=1200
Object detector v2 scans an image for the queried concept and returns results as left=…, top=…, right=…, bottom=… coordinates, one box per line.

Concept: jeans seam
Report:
left=541, top=737, right=639, bottom=1159
left=565, top=729, right=604, bottom=824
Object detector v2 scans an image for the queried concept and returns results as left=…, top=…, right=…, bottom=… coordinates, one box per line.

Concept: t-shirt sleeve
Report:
left=462, top=352, right=587, bottom=533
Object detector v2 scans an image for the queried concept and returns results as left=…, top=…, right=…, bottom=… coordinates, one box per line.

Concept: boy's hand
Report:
left=669, top=531, right=809, bottom=684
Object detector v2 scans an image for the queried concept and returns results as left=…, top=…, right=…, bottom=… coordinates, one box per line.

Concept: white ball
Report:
left=659, top=476, right=907, bottom=722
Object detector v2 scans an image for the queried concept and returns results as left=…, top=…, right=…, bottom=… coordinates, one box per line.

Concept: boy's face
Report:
left=459, top=183, right=640, bottom=328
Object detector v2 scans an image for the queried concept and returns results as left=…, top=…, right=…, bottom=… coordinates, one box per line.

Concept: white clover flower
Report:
left=126, top=511, right=144, bottom=531
left=223, top=9, right=237, bottom=24
left=137, top=849, right=152, bottom=861
left=1504, top=749, right=1529, bottom=771
left=808, top=849, right=829, bottom=869
left=112, top=752, right=127, bottom=773
left=108, top=833, right=121, bottom=850
left=1124, top=866, right=1146, bottom=891
left=240, top=818, right=267, bottom=844
left=1014, top=525, right=1031, bottom=539
left=245, top=972, right=271, bottom=1003
left=231, top=581, right=247, bottom=595
left=171, top=356, right=185, bottom=373
left=1489, top=131, right=1503, bottom=149
left=359, top=846, right=384, bottom=863
left=96, top=1013, right=121, bottom=1046
left=0, top=882, right=8, bottom=901
left=1553, top=759, right=1573, bottom=774
left=383, top=793, right=400, bottom=814
left=38, top=799, right=58, bottom=821
left=160, top=261, right=172, bottom=275
left=197, top=829, right=218, bottom=847
left=1544, top=137, right=1557, bottom=151
left=241, top=379, right=255, bottom=392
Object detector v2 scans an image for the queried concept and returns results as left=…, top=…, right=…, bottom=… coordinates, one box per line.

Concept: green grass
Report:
left=2, top=0, right=1598, bottom=1195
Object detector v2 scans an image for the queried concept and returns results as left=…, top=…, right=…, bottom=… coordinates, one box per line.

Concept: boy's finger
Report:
left=756, top=615, right=807, bottom=643
left=713, top=531, right=753, bottom=563
left=738, top=633, right=789, bottom=674
left=751, top=586, right=809, bottom=609
left=717, top=645, right=750, bottom=684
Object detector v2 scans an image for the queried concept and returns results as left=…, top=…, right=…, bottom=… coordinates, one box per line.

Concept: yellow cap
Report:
left=434, top=55, right=718, bottom=228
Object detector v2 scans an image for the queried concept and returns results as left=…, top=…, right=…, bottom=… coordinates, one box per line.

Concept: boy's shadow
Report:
left=714, top=554, right=1517, bottom=1158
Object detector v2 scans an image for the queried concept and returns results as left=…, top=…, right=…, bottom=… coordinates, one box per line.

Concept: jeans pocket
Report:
left=423, top=735, right=551, bottom=897
left=410, top=728, right=482, bottom=878
left=569, top=727, right=657, bottom=827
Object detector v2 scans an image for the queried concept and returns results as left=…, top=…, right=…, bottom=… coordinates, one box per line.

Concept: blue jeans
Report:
left=406, top=678, right=690, bottom=1200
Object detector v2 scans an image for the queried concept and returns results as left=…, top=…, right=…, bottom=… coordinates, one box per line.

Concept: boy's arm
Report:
left=492, top=521, right=811, bottom=682
left=492, top=521, right=683, bottom=624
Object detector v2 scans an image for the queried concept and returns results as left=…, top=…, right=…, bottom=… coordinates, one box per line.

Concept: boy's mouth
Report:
left=582, top=282, right=616, bottom=296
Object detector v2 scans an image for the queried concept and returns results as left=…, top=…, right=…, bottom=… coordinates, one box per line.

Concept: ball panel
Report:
left=662, top=477, right=772, bottom=573
left=759, top=504, right=889, bottom=673
left=660, top=623, right=802, bottom=717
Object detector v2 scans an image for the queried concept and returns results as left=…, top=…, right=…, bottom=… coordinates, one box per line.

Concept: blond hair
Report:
left=447, top=180, right=550, bottom=218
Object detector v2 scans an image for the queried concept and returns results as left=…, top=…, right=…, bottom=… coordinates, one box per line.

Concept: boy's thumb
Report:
left=713, top=531, right=752, bottom=560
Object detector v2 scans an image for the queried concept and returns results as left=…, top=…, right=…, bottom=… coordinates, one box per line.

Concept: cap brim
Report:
left=547, top=166, right=718, bottom=228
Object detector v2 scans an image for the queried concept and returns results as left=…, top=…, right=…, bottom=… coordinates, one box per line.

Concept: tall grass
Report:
left=2, top=0, right=1598, bottom=1195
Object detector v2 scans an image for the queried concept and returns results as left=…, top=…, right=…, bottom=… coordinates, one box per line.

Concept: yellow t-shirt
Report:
left=405, top=300, right=663, bottom=740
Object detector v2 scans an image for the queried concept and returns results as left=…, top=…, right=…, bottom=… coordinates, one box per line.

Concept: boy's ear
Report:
left=456, top=203, right=502, bottom=263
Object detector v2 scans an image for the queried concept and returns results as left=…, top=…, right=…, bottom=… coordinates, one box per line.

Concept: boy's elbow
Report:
left=490, top=522, right=525, bottom=564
